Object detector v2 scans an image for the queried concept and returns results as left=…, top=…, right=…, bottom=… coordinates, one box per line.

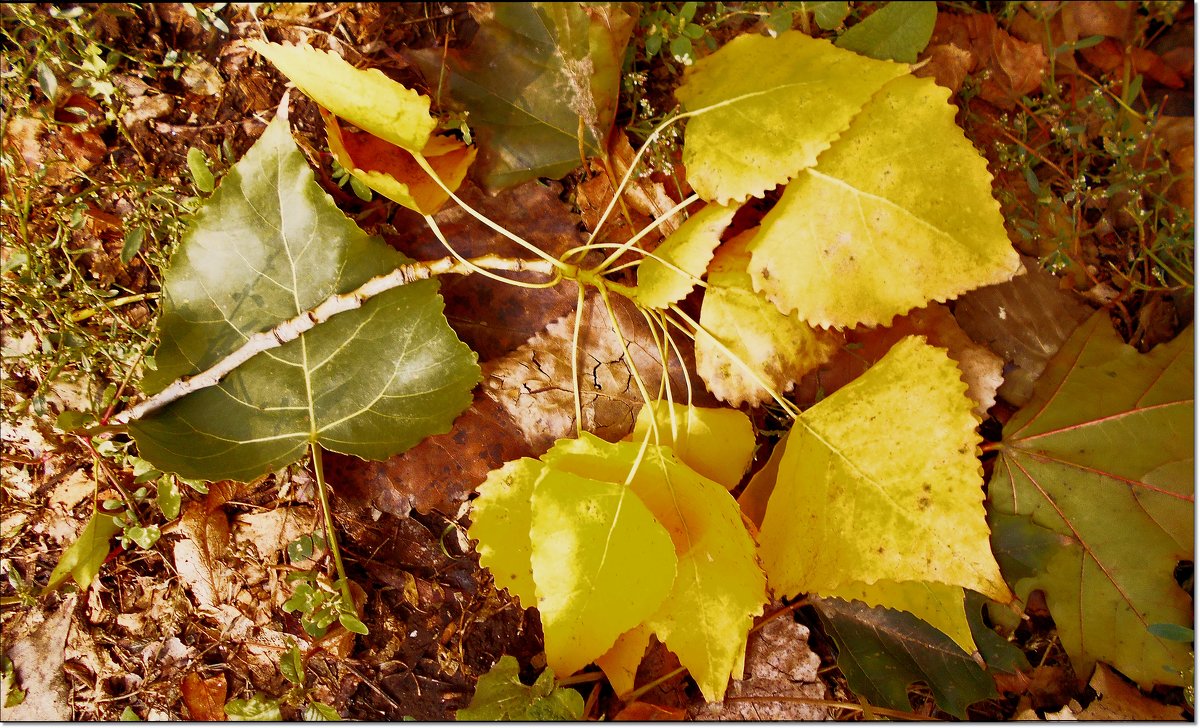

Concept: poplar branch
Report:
left=113, top=254, right=556, bottom=425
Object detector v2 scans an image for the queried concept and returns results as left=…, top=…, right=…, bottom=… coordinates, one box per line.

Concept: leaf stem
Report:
left=592, top=193, right=700, bottom=273
left=310, top=443, right=356, bottom=618
left=411, top=151, right=569, bottom=272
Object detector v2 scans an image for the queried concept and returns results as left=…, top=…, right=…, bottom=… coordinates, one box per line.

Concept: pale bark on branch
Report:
left=113, top=254, right=556, bottom=424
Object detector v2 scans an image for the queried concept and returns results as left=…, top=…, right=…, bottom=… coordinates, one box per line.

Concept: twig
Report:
left=112, top=253, right=554, bottom=424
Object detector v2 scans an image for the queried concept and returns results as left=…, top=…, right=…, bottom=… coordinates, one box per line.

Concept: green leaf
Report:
left=830, top=580, right=976, bottom=655
left=814, top=596, right=997, bottom=719
left=748, top=74, right=1020, bottom=328
left=806, top=1, right=851, bottom=31
left=119, top=706, right=141, bottom=721
left=44, top=510, right=120, bottom=593
left=225, top=693, right=283, bottom=721
left=129, top=113, right=479, bottom=482
left=124, top=525, right=161, bottom=549
left=758, top=337, right=1011, bottom=603
left=456, top=656, right=584, bottom=721
left=304, top=702, right=342, bottom=721
left=989, top=312, right=1194, bottom=688
left=121, top=226, right=146, bottom=265
left=675, top=31, right=909, bottom=204
left=36, top=61, right=57, bottom=101
left=634, top=202, right=738, bottom=310
left=249, top=41, right=436, bottom=154
left=338, top=612, right=368, bottom=635
left=280, top=642, right=304, bottom=685
left=187, top=147, right=215, bottom=193
left=156, top=477, right=181, bottom=520
left=411, top=3, right=636, bottom=191
left=2, top=655, right=26, bottom=708
left=835, top=1, right=937, bottom=63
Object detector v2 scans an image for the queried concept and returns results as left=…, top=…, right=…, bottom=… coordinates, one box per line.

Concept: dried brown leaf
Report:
left=483, top=290, right=698, bottom=452
left=953, top=259, right=1094, bottom=406
left=925, top=13, right=1047, bottom=109
left=181, top=671, right=228, bottom=721
left=393, top=181, right=582, bottom=361
left=326, top=393, right=533, bottom=517
left=791, top=303, right=1004, bottom=416
left=1075, top=665, right=1186, bottom=720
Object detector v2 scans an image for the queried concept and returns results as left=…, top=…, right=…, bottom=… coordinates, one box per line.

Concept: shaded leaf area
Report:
left=813, top=596, right=998, bottom=719
left=953, top=259, right=1095, bottom=407
left=916, top=11, right=1047, bottom=108
left=130, top=114, right=479, bottom=481
left=393, top=180, right=585, bottom=361
left=990, top=314, right=1194, bottom=689
left=456, top=656, right=584, bottom=720
left=324, top=180, right=615, bottom=517
left=411, top=2, right=637, bottom=191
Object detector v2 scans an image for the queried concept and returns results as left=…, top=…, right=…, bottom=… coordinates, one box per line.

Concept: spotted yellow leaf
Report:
left=758, top=337, right=1011, bottom=604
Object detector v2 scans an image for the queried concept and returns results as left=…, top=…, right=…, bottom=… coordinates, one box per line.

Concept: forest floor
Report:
left=0, top=2, right=1194, bottom=721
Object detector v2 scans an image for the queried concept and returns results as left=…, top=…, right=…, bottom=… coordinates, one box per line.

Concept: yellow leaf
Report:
left=469, top=458, right=543, bottom=608
left=547, top=434, right=766, bottom=702
left=595, top=624, right=653, bottom=697
left=249, top=41, right=436, bottom=153
left=830, top=581, right=977, bottom=655
left=630, top=400, right=756, bottom=490
left=530, top=467, right=677, bottom=679
left=697, top=230, right=841, bottom=407
left=323, top=110, right=476, bottom=215
left=759, top=336, right=1011, bottom=603
left=676, top=32, right=909, bottom=204
left=748, top=75, right=1020, bottom=328
left=635, top=202, right=738, bottom=309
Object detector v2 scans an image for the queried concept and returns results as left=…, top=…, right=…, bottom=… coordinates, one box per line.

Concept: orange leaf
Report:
left=181, top=672, right=228, bottom=721
left=322, top=110, right=476, bottom=215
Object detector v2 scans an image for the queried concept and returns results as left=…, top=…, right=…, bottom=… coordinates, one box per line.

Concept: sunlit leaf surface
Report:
left=131, top=114, right=479, bottom=480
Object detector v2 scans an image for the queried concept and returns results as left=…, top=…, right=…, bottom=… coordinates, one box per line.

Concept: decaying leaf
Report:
left=327, top=393, right=533, bottom=517
left=759, top=337, right=1011, bottom=604
left=1075, top=664, right=1186, bottom=720
left=689, top=616, right=827, bottom=721
left=920, top=13, right=1048, bottom=109
left=482, top=291, right=693, bottom=451
left=990, top=311, right=1194, bottom=688
left=411, top=3, right=637, bottom=191
left=953, top=258, right=1094, bottom=407
left=174, top=482, right=239, bottom=612
left=676, top=31, right=909, bottom=204
left=748, top=73, right=1021, bottom=328
left=130, top=112, right=480, bottom=481
left=181, top=672, right=228, bottom=721
left=791, top=302, right=1005, bottom=416
left=696, top=230, right=842, bottom=407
